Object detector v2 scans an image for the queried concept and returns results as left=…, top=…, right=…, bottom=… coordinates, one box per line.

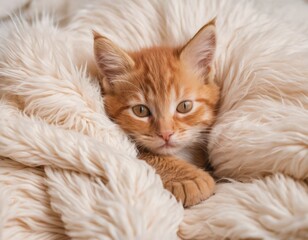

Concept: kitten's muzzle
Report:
left=157, top=131, right=174, bottom=142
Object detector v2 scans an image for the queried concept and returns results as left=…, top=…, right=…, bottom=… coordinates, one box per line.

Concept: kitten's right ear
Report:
left=93, top=31, right=134, bottom=92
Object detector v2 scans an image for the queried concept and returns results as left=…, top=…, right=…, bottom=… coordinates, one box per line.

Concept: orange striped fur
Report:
left=94, top=20, right=219, bottom=207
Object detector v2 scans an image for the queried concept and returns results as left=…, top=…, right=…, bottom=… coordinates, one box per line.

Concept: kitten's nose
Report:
left=158, top=131, right=174, bottom=142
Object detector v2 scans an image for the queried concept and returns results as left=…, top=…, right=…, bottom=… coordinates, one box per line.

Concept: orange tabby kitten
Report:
left=93, top=20, right=219, bottom=207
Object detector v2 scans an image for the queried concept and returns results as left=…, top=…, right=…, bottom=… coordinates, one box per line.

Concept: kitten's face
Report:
left=94, top=21, right=219, bottom=155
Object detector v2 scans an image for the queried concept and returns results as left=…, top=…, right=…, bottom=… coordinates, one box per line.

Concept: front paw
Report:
left=165, top=174, right=215, bottom=207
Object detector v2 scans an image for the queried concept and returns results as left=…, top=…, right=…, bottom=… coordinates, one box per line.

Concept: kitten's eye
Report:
left=132, top=105, right=151, bottom=117
left=176, top=100, right=193, bottom=113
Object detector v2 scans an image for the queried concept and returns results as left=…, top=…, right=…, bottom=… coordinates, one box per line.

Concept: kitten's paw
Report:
left=166, top=173, right=215, bottom=207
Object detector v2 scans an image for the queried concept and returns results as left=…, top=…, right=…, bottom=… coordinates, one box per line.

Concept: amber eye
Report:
left=176, top=100, right=193, bottom=113
left=132, top=105, right=151, bottom=117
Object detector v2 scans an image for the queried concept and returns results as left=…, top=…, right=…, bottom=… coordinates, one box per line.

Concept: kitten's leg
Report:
left=139, top=152, right=215, bottom=207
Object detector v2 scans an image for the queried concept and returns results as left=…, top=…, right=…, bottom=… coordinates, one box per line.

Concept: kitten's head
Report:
left=94, top=21, right=219, bottom=155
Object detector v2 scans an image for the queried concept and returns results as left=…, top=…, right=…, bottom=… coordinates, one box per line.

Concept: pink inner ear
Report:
left=197, top=44, right=215, bottom=69
left=180, top=24, right=216, bottom=77
left=96, top=47, right=126, bottom=79
left=94, top=37, right=135, bottom=82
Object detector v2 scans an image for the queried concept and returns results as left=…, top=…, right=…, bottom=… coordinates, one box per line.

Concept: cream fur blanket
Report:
left=0, top=0, right=308, bottom=239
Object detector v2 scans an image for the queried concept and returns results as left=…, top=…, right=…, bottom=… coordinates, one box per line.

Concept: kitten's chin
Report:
left=151, top=144, right=183, bottom=155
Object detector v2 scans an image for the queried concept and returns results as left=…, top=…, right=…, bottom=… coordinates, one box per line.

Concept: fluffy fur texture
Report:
left=0, top=0, right=308, bottom=239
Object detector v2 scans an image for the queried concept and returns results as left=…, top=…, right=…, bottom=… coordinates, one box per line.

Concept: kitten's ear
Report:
left=93, top=31, right=134, bottom=92
left=180, top=19, right=216, bottom=83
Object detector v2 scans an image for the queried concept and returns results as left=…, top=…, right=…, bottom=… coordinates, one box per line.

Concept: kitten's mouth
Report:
left=158, top=142, right=176, bottom=149
left=152, top=141, right=181, bottom=155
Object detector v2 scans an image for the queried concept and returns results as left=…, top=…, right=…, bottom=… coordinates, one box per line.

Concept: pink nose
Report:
left=158, top=131, right=174, bottom=142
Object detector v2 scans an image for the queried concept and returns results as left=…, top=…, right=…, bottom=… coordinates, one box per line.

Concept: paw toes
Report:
left=165, top=174, right=215, bottom=208
left=182, top=180, right=201, bottom=207
left=172, top=182, right=186, bottom=203
left=194, top=177, right=214, bottom=199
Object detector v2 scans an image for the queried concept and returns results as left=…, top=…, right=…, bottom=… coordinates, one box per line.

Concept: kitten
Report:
left=93, top=20, right=219, bottom=207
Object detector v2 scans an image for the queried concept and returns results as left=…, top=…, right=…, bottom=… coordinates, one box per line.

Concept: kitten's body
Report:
left=94, top=20, right=219, bottom=207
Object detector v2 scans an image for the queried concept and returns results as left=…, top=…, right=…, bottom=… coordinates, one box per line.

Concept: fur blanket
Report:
left=0, top=0, right=308, bottom=239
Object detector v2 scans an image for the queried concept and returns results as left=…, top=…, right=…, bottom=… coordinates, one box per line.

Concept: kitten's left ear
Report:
left=180, top=19, right=216, bottom=83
